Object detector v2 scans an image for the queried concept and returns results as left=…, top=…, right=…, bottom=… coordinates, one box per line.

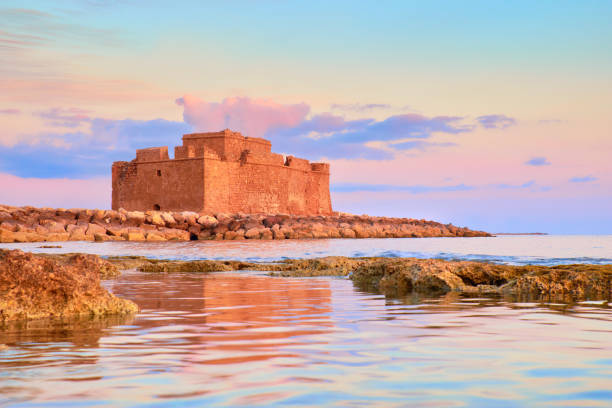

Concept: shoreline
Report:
left=2, top=249, right=610, bottom=323
left=0, top=204, right=490, bottom=243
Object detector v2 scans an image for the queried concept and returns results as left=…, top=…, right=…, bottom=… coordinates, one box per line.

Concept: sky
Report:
left=0, top=0, right=610, bottom=233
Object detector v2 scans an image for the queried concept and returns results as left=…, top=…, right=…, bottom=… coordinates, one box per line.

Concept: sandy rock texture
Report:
left=0, top=250, right=138, bottom=322
left=124, top=256, right=611, bottom=300
left=0, top=205, right=490, bottom=243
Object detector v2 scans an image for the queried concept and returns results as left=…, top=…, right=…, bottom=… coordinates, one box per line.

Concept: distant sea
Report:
left=2, top=234, right=611, bottom=265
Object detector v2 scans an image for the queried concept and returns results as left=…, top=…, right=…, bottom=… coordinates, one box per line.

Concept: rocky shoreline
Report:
left=0, top=249, right=137, bottom=322
left=0, top=205, right=490, bottom=243
left=130, top=256, right=611, bottom=300
left=2, top=250, right=610, bottom=323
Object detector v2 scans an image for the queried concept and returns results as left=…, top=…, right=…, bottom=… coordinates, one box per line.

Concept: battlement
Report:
left=181, top=129, right=272, bottom=160
left=112, top=129, right=332, bottom=215
left=136, top=146, right=169, bottom=162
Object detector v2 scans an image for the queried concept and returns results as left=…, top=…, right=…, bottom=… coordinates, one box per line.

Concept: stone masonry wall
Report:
left=112, top=130, right=332, bottom=215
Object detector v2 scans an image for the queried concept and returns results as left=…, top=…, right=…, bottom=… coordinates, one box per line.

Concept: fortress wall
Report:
left=174, top=145, right=195, bottom=159
left=136, top=147, right=169, bottom=162
left=209, top=159, right=331, bottom=215
left=226, top=161, right=290, bottom=214
left=244, top=151, right=285, bottom=166
left=202, top=157, right=231, bottom=214
left=112, top=159, right=204, bottom=212
left=285, top=156, right=311, bottom=171
left=244, top=137, right=272, bottom=154
left=113, top=130, right=332, bottom=215
left=309, top=169, right=333, bottom=214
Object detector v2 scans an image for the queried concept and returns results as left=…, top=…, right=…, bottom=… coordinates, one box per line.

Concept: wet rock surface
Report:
left=0, top=204, right=490, bottom=243
left=0, top=250, right=138, bottom=322
left=119, top=256, right=611, bottom=300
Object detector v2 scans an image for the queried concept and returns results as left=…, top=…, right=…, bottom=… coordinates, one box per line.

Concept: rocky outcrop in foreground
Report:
left=131, top=256, right=611, bottom=300
left=0, top=250, right=137, bottom=322
left=0, top=205, right=490, bottom=243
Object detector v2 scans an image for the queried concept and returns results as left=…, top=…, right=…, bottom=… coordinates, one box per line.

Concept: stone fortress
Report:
left=112, top=129, right=333, bottom=215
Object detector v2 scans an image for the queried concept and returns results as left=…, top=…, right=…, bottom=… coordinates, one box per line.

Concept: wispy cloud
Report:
left=330, top=103, right=392, bottom=112
left=177, top=95, right=476, bottom=160
left=493, top=180, right=551, bottom=192
left=570, top=175, right=597, bottom=183
left=0, top=116, right=191, bottom=178
left=525, top=156, right=551, bottom=166
left=35, top=107, right=92, bottom=128
left=332, top=183, right=474, bottom=193
left=0, top=108, right=20, bottom=114
left=476, top=114, right=516, bottom=129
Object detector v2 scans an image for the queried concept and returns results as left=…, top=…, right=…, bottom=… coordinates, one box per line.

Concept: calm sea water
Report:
left=1, top=236, right=611, bottom=407
left=2, top=234, right=612, bottom=265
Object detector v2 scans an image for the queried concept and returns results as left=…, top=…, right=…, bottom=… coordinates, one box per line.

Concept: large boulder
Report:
left=0, top=250, right=137, bottom=322
left=197, top=215, right=218, bottom=229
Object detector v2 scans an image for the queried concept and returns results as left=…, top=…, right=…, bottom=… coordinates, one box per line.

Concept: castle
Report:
left=112, top=129, right=332, bottom=215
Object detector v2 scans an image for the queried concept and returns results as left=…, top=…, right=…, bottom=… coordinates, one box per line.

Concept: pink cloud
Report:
left=176, top=95, right=309, bottom=137
left=0, top=173, right=110, bottom=209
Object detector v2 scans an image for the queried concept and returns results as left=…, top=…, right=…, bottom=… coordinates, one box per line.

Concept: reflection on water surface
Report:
left=1, top=269, right=611, bottom=407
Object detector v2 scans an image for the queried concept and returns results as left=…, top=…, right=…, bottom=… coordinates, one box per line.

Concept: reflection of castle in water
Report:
left=121, top=271, right=333, bottom=365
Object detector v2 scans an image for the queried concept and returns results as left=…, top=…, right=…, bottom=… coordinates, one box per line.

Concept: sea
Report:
left=1, top=235, right=611, bottom=407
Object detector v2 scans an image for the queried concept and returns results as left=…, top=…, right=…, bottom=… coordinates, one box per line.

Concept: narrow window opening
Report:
left=153, top=204, right=161, bottom=211
left=157, top=169, right=162, bottom=176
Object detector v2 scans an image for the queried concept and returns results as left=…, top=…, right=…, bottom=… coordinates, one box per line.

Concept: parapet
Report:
left=310, top=163, right=330, bottom=173
left=284, top=156, right=311, bottom=171
left=244, top=137, right=272, bottom=154
left=136, top=146, right=169, bottom=162
left=174, top=145, right=195, bottom=159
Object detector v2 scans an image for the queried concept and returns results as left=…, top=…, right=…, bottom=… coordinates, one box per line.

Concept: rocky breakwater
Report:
left=0, top=249, right=137, bottom=322
left=0, top=204, right=490, bottom=243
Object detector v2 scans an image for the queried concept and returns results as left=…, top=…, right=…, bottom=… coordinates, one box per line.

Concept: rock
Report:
left=262, top=216, right=281, bottom=228
left=0, top=229, right=15, bottom=243
left=0, top=250, right=136, bottom=322
left=339, top=228, right=356, bottom=238
left=146, top=212, right=165, bottom=227
left=145, top=232, right=166, bottom=241
left=260, top=228, right=273, bottom=240
left=160, top=212, right=176, bottom=226
left=41, top=220, right=66, bottom=234
left=224, top=230, right=238, bottom=240
left=66, top=224, right=86, bottom=234
left=181, top=211, right=199, bottom=226
left=106, top=226, right=127, bottom=237
left=228, top=220, right=241, bottom=231
left=161, top=228, right=190, bottom=241
left=244, top=227, right=262, bottom=239
left=86, top=223, right=107, bottom=236
left=94, top=233, right=112, bottom=242
left=197, top=215, right=218, bottom=229
left=68, top=231, right=91, bottom=241
left=0, top=221, right=19, bottom=232
left=126, top=211, right=146, bottom=226
left=243, top=220, right=262, bottom=231
left=46, top=233, right=69, bottom=242
left=350, top=258, right=612, bottom=299
left=215, top=213, right=232, bottom=224
left=123, top=231, right=146, bottom=241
